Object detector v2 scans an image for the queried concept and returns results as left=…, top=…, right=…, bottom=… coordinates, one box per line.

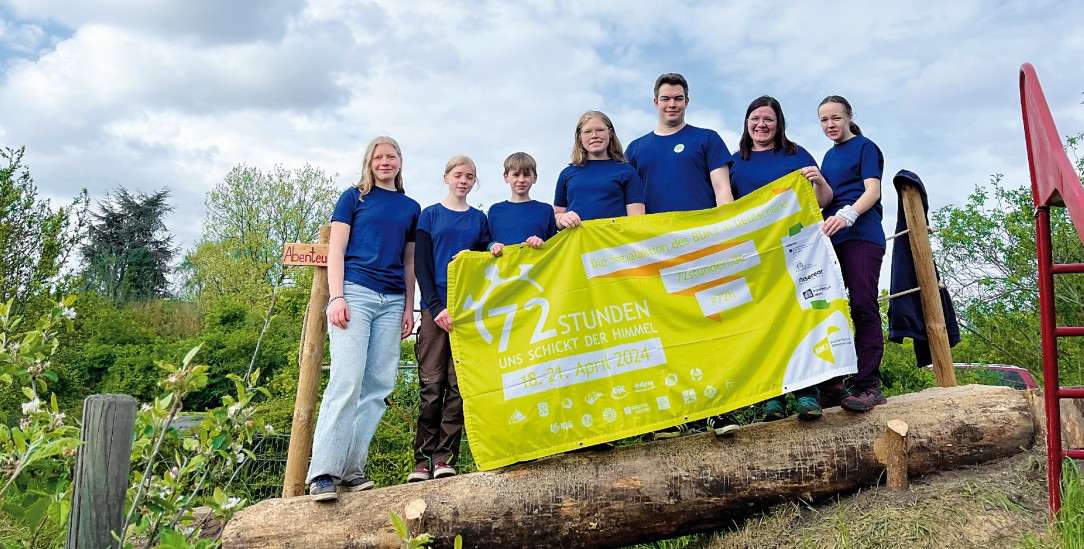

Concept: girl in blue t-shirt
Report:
left=730, top=95, right=834, bottom=423
left=307, top=136, right=421, bottom=501
left=554, top=110, right=646, bottom=229
left=410, top=155, right=496, bottom=482
left=817, top=95, right=887, bottom=414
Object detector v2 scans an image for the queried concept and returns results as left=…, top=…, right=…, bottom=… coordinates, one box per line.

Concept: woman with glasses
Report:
left=729, top=95, right=832, bottom=422
left=554, top=110, right=646, bottom=229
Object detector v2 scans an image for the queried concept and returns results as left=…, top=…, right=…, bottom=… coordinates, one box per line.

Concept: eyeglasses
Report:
left=581, top=128, right=609, bottom=136
left=748, top=116, right=777, bottom=125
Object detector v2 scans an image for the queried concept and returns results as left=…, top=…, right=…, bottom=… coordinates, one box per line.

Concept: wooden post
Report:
left=883, top=419, right=909, bottom=491
left=283, top=225, right=331, bottom=497
left=66, top=394, right=137, bottom=549
left=898, top=183, right=957, bottom=387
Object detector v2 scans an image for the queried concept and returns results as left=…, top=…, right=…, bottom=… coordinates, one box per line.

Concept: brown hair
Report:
left=503, top=152, right=537, bottom=176
left=738, top=95, right=798, bottom=161
left=654, top=72, right=689, bottom=98
left=819, top=95, right=862, bottom=136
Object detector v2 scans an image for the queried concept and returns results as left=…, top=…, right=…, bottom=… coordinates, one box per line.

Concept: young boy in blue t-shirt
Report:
left=487, top=152, right=558, bottom=256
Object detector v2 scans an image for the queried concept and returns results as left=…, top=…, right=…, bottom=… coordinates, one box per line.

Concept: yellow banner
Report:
left=448, top=172, right=857, bottom=470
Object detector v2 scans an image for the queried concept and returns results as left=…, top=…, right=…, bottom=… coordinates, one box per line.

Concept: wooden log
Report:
left=223, top=385, right=1034, bottom=548
left=66, top=394, right=137, bottom=549
left=1024, top=389, right=1084, bottom=450
left=899, top=183, right=957, bottom=387
left=282, top=224, right=331, bottom=498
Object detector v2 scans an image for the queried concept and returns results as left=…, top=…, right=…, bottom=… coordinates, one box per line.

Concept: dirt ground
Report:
left=700, top=451, right=1056, bottom=548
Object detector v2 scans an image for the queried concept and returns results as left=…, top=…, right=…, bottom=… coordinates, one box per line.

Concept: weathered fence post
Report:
left=66, top=394, right=137, bottom=549
left=898, top=182, right=957, bottom=387
left=282, top=224, right=331, bottom=497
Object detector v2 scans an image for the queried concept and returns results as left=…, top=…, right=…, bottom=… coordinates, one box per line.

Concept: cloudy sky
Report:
left=2, top=0, right=1082, bottom=282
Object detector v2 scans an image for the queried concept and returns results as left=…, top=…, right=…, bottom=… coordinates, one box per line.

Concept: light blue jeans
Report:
left=306, top=282, right=404, bottom=483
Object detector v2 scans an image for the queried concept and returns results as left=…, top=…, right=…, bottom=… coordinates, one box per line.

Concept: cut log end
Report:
left=882, top=420, right=911, bottom=492
left=404, top=498, right=427, bottom=520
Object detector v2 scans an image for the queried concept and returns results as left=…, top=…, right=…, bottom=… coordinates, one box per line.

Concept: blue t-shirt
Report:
left=821, top=134, right=885, bottom=246
left=554, top=159, right=645, bottom=221
left=625, top=124, right=731, bottom=213
left=729, top=146, right=818, bottom=200
left=488, top=200, right=558, bottom=244
left=331, top=186, right=420, bottom=295
left=417, top=203, right=490, bottom=310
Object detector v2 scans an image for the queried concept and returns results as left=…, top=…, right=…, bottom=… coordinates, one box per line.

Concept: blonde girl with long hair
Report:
left=307, top=136, right=420, bottom=501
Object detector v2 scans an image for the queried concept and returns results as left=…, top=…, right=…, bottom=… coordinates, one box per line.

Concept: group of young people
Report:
left=304, top=73, right=887, bottom=501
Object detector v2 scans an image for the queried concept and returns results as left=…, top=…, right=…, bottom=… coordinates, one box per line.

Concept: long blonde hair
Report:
left=356, top=136, right=405, bottom=197
left=571, top=111, right=627, bottom=166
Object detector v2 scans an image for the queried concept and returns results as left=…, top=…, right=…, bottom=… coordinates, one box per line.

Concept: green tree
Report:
left=932, top=133, right=1084, bottom=385
left=183, top=163, right=337, bottom=301
left=80, top=188, right=176, bottom=302
left=0, top=147, right=88, bottom=312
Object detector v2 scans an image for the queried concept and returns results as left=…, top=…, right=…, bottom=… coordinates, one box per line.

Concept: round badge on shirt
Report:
left=674, top=144, right=685, bottom=153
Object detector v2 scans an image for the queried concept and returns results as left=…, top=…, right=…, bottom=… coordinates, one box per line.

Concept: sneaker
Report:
left=406, top=465, right=431, bottom=483
left=761, top=398, right=788, bottom=422
left=432, top=462, right=457, bottom=479
left=819, top=380, right=851, bottom=408
left=653, top=422, right=694, bottom=440
left=309, top=475, right=337, bottom=502
left=795, top=396, right=823, bottom=420
left=705, top=413, right=741, bottom=436
left=338, top=475, right=374, bottom=492
left=841, top=388, right=887, bottom=413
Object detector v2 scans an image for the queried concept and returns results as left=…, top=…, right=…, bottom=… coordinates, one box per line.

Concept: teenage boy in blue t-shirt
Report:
left=625, top=72, right=734, bottom=214
left=487, top=152, right=558, bottom=256
left=626, top=73, right=739, bottom=438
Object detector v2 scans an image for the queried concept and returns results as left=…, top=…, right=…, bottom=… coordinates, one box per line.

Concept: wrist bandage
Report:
left=836, top=205, right=859, bottom=227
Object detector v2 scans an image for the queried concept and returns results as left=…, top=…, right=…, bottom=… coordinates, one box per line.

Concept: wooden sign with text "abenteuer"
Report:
left=281, top=243, right=329, bottom=266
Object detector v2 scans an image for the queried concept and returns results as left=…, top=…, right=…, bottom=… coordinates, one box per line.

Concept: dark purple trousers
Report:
left=835, top=239, right=886, bottom=391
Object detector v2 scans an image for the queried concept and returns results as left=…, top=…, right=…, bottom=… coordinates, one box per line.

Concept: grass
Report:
left=623, top=535, right=703, bottom=549
left=1054, top=458, right=1084, bottom=547
left=700, top=452, right=1052, bottom=548
left=0, top=513, right=26, bottom=548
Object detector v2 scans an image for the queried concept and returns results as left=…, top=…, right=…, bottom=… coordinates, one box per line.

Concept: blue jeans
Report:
left=306, top=282, right=404, bottom=483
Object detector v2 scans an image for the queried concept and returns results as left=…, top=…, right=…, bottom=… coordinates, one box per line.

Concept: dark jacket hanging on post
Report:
left=887, top=169, right=961, bottom=366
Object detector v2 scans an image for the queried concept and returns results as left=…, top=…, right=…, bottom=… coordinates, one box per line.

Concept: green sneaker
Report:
left=761, top=398, right=787, bottom=422
left=796, top=396, right=823, bottom=420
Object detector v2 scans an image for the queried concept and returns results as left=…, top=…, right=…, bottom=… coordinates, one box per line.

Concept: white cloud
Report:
left=0, top=17, right=47, bottom=56
left=4, top=0, right=303, bottom=44
left=0, top=0, right=1082, bottom=281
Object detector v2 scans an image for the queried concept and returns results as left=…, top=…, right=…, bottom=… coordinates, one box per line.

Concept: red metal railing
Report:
left=1020, top=62, right=1084, bottom=514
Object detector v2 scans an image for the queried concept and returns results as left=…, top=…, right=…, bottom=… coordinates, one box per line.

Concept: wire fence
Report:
left=224, top=308, right=450, bottom=501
